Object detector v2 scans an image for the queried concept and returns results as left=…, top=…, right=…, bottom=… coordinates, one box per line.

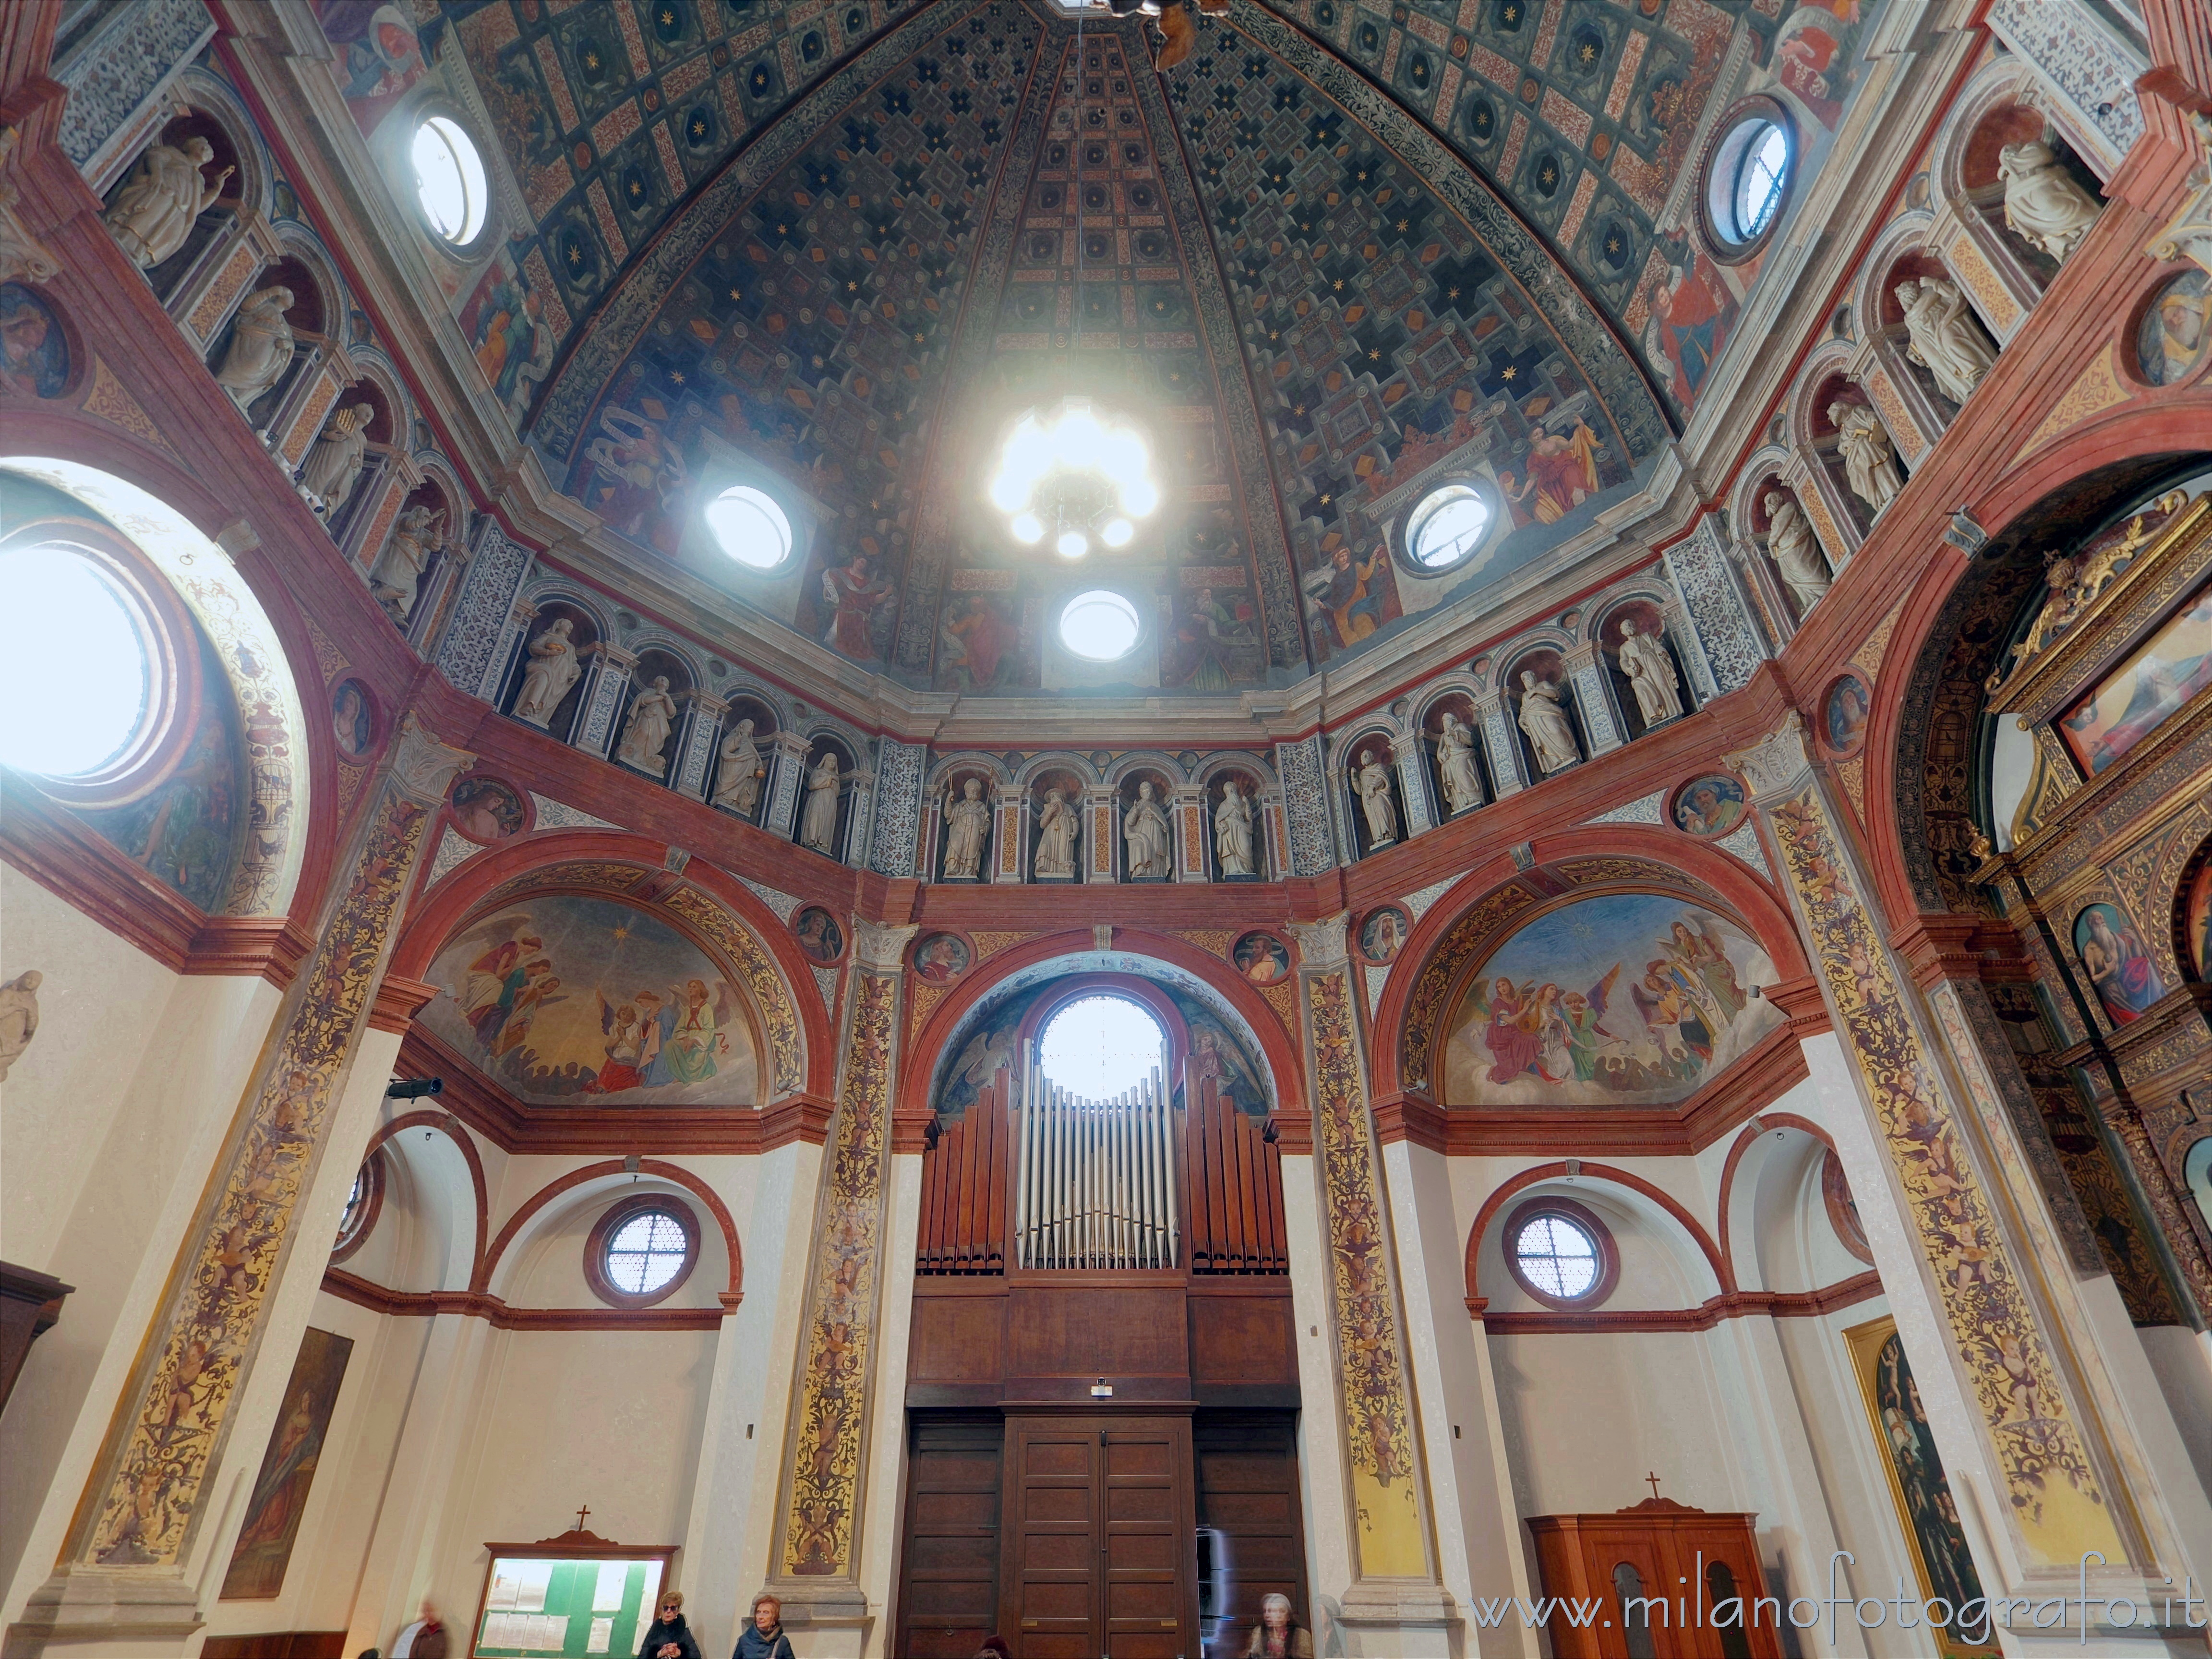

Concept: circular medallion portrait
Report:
left=1232, top=930, right=1293, bottom=986
left=911, top=931, right=972, bottom=984
left=448, top=774, right=527, bottom=843
left=2138, top=269, right=2210, bottom=386
left=330, top=678, right=377, bottom=760
left=792, top=905, right=846, bottom=965
left=1820, top=672, right=1872, bottom=758
left=1671, top=773, right=1748, bottom=839
left=1357, top=905, right=1412, bottom=965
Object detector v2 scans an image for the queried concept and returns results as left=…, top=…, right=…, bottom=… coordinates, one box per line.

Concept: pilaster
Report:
left=432, top=521, right=537, bottom=704
left=570, top=643, right=637, bottom=761
left=1473, top=695, right=1525, bottom=796
left=673, top=692, right=727, bottom=801
left=1171, top=784, right=1208, bottom=881
left=1562, top=643, right=1622, bottom=755
left=765, top=731, right=815, bottom=843
left=1082, top=785, right=1118, bottom=883
left=991, top=784, right=1026, bottom=884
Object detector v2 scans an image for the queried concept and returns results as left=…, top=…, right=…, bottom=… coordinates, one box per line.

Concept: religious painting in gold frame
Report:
left=1842, top=1316, right=2001, bottom=1659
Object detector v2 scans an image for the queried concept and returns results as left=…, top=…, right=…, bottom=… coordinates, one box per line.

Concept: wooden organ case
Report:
left=1525, top=1497, right=1782, bottom=1659
left=897, top=1022, right=1304, bottom=1659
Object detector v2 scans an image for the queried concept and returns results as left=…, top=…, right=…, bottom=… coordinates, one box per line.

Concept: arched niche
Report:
left=102, top=104, right=253, bottom=305
left=1591, top=590, right=1690, bottom=741
left=1467, top=1165, right=1728, bottom=1313
left=502, top=596, right=605, bottom=744
left=1025, top=761, right=1089, bottom=882
left=478, top=1162, right=741, bottom=1310
left=708, top=693, right=778, bottom=825
left=795, top=729, right=861, bottom=860
left=1497, top=640, right=1584, bottom=783
left=1336, top=728, right=1403, bottom=858
left=204, top=252, right=333, bottom=437
left=611, top=644, right=697, bottom=785
left=1715, top=1116, right=1868, bottom=1298
left=1415, top=683, right=1490, bottom=821
left=352, top=1111, right=489, bottom=1295
left=1198, top=759, right=1268, bottom=881
left=930, top=757, right=1004, bottom=883
left=1114, top=764, right=1179, bottom=881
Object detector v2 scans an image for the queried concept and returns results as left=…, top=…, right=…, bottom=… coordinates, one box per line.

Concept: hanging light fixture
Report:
left=986, top=397, right=1158, bottom=559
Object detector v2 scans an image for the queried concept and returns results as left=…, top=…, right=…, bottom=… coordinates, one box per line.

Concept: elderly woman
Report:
left=1245, top=1594, right=1313, bottom=1659
left=732, top=1593, right=794, bottom=1659
left=637, top=1591, right=700, bottom=1659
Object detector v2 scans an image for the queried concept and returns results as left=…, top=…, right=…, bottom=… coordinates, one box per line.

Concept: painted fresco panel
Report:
left=421, top=894, right=759, bottom=1105
left=1441, top=892, right=1780, bottom=1107
left=2056, top=579, right=2212, bottom=775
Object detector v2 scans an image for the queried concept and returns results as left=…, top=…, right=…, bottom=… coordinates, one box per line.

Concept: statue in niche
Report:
left=800, top=751, right=842, bottom=852
left=0, top=969, right=40, bottom=1082
left=1516, top=671, right=1580, bottom=774
left=1615, top=618, right=1683, bottom=725
left=1035, top=787, right=1078, bottom=878
left=104, top=136, right=230, bottom=268
left=1894, top=275, right=1997, bottom=404
left=1830, top=401, right=1903, bottom=513
left=1764, top=487, right=1833, bottom=614
left=369, top=503, right=443, bottom=625
left=942, top=777, right=991, bottom=878
left=1435, top=712, right=1483, bottom=815
left=300, top=403, right=371, bottom=518
left=1215, top=780, right=1256, bottom=877
left=514, top=618, right=583, bottom=726
left=615, top=675, right=679, bottom=773
left=1123, top=781, right=1173, bottom=878
left=713, top=719, right=763, bottom=816
left=213, top=286, right=294, bottom=408
left=1999, top=139, right=2101, bottom=262
left=1355, top=749, right=1397, bottom=846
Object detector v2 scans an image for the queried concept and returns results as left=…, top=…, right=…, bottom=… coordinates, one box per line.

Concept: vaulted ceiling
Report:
left=439, top=0, right=1858, bottom=690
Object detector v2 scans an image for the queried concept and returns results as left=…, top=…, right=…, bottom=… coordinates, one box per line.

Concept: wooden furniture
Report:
left=1525, top=1497, right=1782, bottom=1659
left=0, top=1260, right=71, bottom=1418
left=467, top=1528, right=676, bottom=1659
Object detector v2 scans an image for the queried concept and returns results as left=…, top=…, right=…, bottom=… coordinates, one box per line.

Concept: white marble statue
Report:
left=1035, top=787, right=1078, bottom=878
left=300, top=403, right=372, bottom=517
left=0, top=968, right=40, bottom=1082
left=1764, top=487, right=1832, bottom=614
left=1999, top=139, right=2101, bottom=262
left=1895, top=275, right=1997, bottom=404
left=1355, top=748, right=1397, bottom=847
left=713, top=719, right=763, bottom=816
left=212, top=286, right=295, bottom=408
left=104, top=136, right=230, bottom=268
left=1517, top=672, right=1580, bottom=774
left=1616, top=618, right=1683, bottom=725
left=514, top=618, right=583, bottom=725
left=0, top=127, right=61, bottom=286
left=368, top=504, right=443, bottom=625
left=800, top=750, right=842, bottom=852
left=1215, top=780, right=1255, bottom=877
left=943, top=778, right=991, bottom=878
left=1830, top=400, right=1903, bottom=513
left=615, top=675, right=679, bottom=773
left=1435, top=712, right=1482, bottom=815
left=1124, top=781, right=1173, bottom=878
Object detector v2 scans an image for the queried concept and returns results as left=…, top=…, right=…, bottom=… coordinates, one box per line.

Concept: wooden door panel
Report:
left=1009, top=1424, right=1103, bottom=1657
left=898, top=1415, right=1004, bottom=1659
left=1102, top=1422, right=1193, bottom=1659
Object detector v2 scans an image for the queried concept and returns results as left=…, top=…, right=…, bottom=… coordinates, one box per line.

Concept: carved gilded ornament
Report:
left=1305, top=970, right=1425, bottom=1577
left=781, top=970, right=897, bottom=1577
left=84, top=792, right=428, bottom=1564
left=1765, top=785, right=2121, bottom=1562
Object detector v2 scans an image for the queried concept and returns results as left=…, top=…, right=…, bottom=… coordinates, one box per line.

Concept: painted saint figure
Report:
left=615, top=676, right=680, bottom=774
left=799, top=750, right=842, bottom=853
left=2076, top=906, right=2166, bottom=1024
left=1830, top=400, right=1903, bottom=513
left=1895, top=276, right=1998, bottom=405
left=1124, top=781, right=1173, bottom=878
left=1435, top=712, right=1483, bottom=815
left=1615, top=618, right=1683, bottom=725
left=712, top=719, right=763, bottom=817
left=820, top=553, right=893, bottom=662
left=1355, top=749, right=1397, bottom=846
left=1215, top=779, right=1256, bottom=877
left=513, top=619, right=583, bottom=726
left=1516, top=671, right=1580, bottom=773
left=104, top=136, right=231, bottom=267
left=1035, top=787, right=1078, bottom=878
left=942, top=778, right=991, bottom=879
left=1765, top=487, right=1832, bottom=614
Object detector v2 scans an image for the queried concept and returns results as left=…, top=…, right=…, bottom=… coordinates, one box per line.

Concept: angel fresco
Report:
left=1443, top=893, right=1781, bottom=1108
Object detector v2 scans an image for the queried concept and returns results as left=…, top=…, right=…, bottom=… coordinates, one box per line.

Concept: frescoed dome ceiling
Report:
left=438, top=0, right=1871, bottom=691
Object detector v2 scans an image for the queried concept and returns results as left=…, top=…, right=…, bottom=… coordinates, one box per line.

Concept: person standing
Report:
left=637, top=1590, right=701, bottom=1659
left=1244, top=1593, right=1313, bottom=1658
left=733, top=1593, right=795, bottom=1659
left=400, top=1601, right=447, bottom=1659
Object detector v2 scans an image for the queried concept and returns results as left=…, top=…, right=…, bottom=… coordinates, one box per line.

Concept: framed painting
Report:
left=2056, top=577, right=2212, bottom=775
left=1842, top=1317, right=2000, bottom=1658
left=218, top=1326, right=353, bottom=1599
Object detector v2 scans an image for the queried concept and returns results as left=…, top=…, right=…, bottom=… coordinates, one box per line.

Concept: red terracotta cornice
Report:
left=1762, top=974, right=1830, bottom=1036
left=322, top=1267, right=732, bottom=1330
left=367, top=973, right=440, bottom=1034
left=1371, top=1090, right=1448, bottom=1154
left=1268, top=1109, right=1313, bottom=1156
left=1474, top=1270, right=1882, bottom=1334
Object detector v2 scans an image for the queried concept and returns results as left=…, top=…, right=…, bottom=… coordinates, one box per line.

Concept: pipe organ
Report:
left=1013, top=1048, right=1179, bottom=1271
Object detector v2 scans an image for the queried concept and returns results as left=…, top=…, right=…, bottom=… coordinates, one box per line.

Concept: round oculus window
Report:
left=1405, top=482, right=1495, bottom=572
left=0, top=545, right=156, bottom=781
left=411, top=115, right=488, bottom=245
left=1037, top=993, right=1167, bottom=1097
left=705, top=484, right=794, bottom=570
left=1058, top=589, right=1141, bottom=661
left=604, top=1206, right=691, bottom=1296
left=1707, top=114, right=1791, bottom=250
left=1511, top=1209, right=1602, bottom=1300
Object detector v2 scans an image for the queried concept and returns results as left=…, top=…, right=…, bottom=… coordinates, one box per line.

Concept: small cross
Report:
left=1644, top=1472, right=1661, bottom=1502
left=575, top=1504, right=592, bottom=1531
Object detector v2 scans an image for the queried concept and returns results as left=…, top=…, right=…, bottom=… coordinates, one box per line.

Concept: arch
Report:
left=1105, top=748, right=1193, bottom=787
left=516, top=577, right=617, bottom=640
left=363, top=1109, right=491, bottom=1291
left=1014, top=749, right=1105, bottom=788
left=474, top=1156, right=743, bottom=1302
left=1728, top=443, right=1802, bottom=551
left=1466, top=1160, right=1731, bottom=1303
left=897, top=927, right=1306, bottom=1122
left=925, top=750, right=1015, bottom=791
left=616, top=624, right=711, bottom=688
left=0, top=446, right=314, bottom=918
left=1713, top=1112, right=1842, bottom=1293
left=1373, top=827, right=1807, bottom=1100
left=1585, top=582, right=1678, bottom=649
left=1021, top=973, right=1193, bottom=1093
left=392, top=828, right=833, bottom=1098
left=1850, top=209, right=1941, bottom=348
left=1193, top=749, right=1279, bottom=794
left=165, top=67, right=276, bottom=222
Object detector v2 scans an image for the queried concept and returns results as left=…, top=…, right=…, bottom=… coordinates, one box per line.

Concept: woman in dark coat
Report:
left=637, top=1591, right=701, bottom=1659
left=732, top=1593, right=795, bottom=1659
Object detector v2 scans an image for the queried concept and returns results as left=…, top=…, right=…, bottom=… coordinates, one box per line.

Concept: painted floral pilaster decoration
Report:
left=1291, top=916, right=1433, bottom=1587
left=77, top=716, right=472, bottom=1568
left=1731, top=716, right=2125, bottom=1570
left=776, top=920, right=913, bottom=1596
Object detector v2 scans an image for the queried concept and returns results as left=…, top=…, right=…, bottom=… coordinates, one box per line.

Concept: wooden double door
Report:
left=897, top=1413, right=1199, bottom=1659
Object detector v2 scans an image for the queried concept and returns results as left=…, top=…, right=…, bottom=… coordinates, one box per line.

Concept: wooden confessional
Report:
left=896, top=1032, right=1303, bottom=1659
left=1525, top=1497, right=1783, bottom=1659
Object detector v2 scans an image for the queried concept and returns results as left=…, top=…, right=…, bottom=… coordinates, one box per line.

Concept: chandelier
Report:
left=986, top=399, right=1159, bottom=559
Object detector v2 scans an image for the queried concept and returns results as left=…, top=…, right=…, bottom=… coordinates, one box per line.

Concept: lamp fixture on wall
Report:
left=987, top=398, right=1158, bottom=560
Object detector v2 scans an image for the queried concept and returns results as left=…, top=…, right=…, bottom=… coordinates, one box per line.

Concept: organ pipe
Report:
left=1014, top=1044, right=1178, bottom=1270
